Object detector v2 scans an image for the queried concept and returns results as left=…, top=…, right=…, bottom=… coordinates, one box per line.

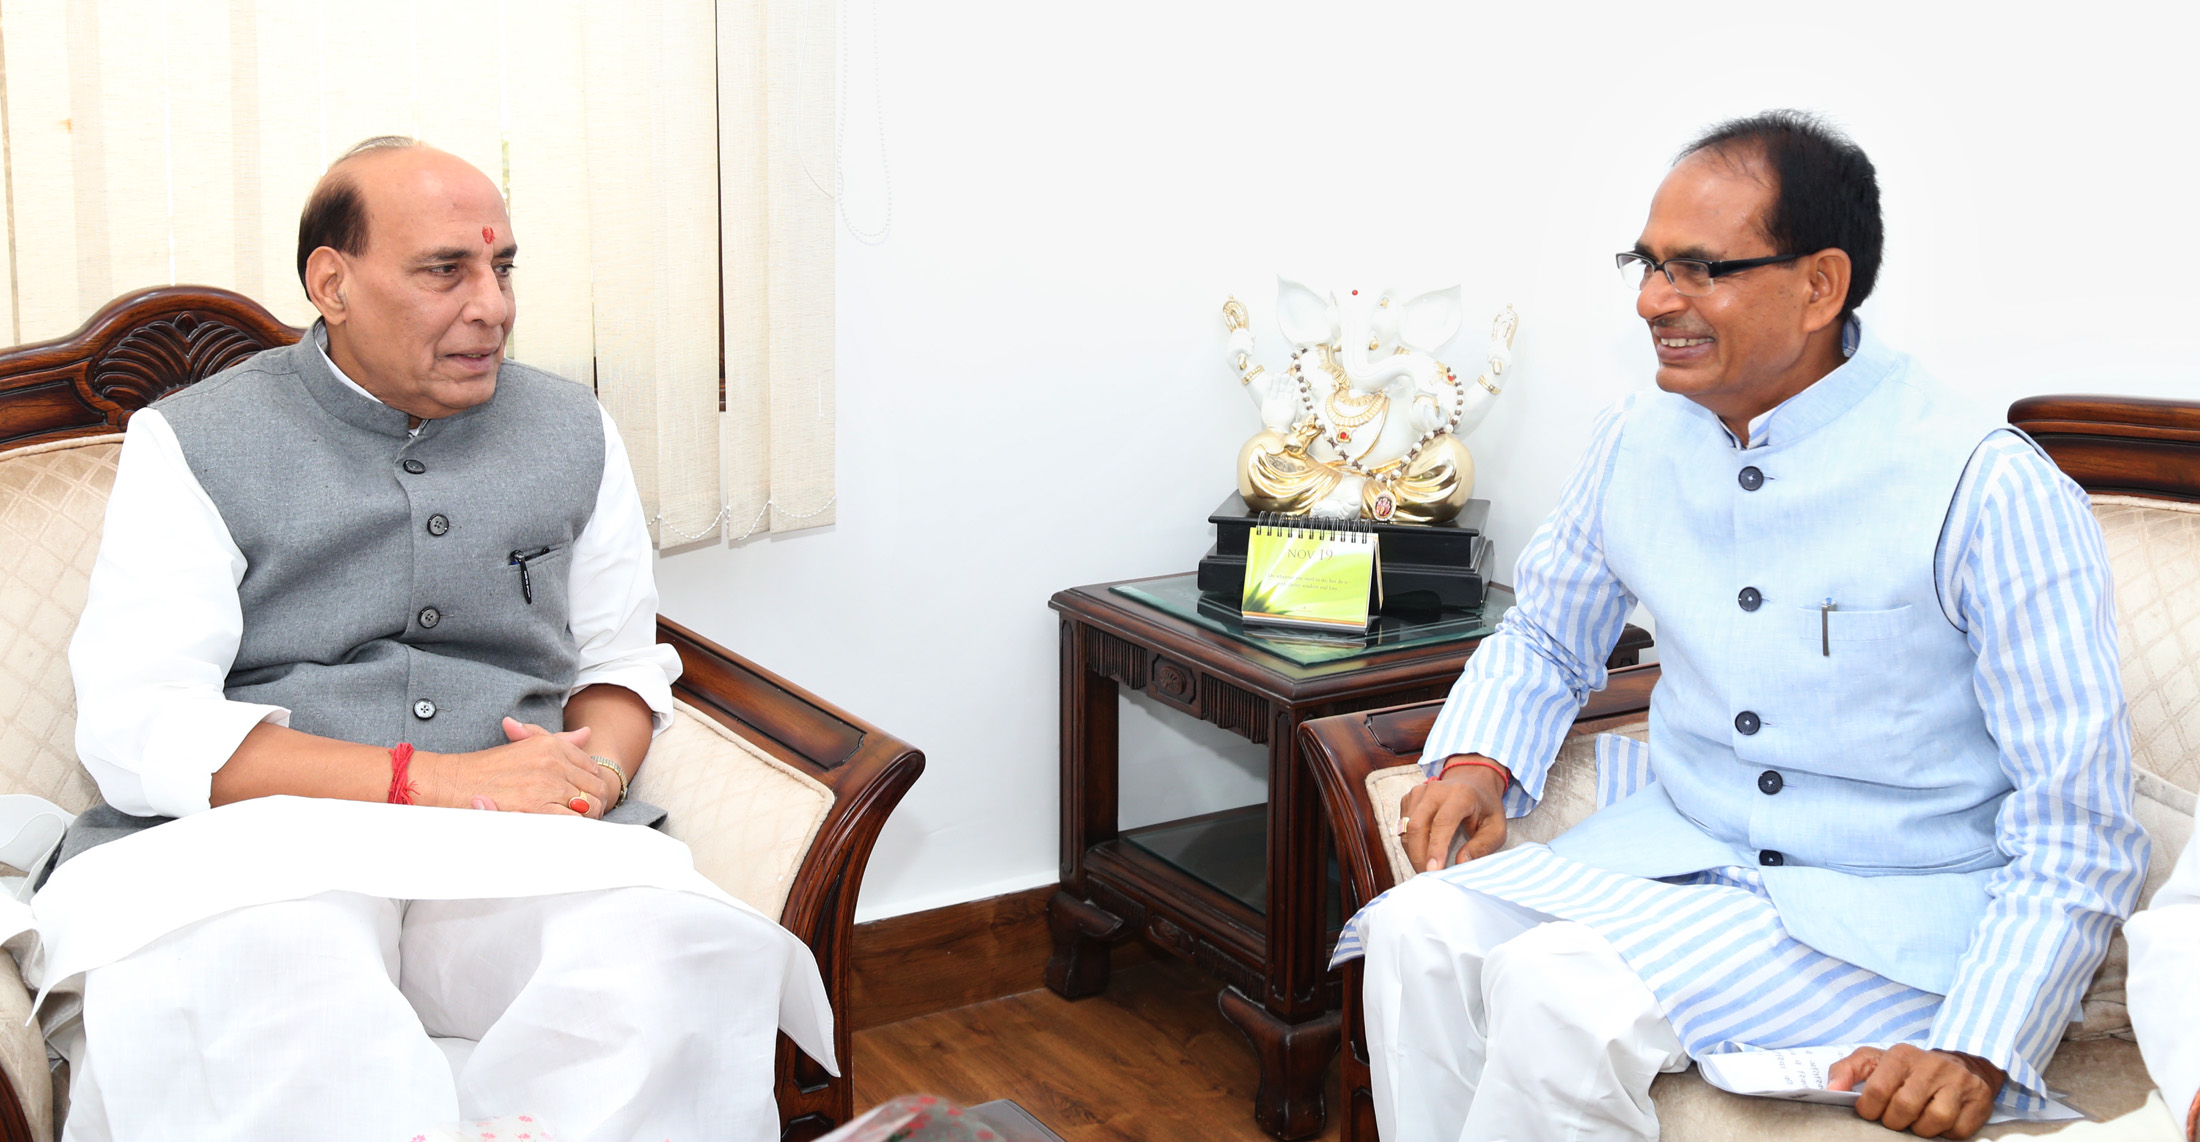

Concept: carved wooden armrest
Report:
left=656, top=617, right=926, bottom=1140
left=1297, top=662, right=1658, bottom=1142
left=1299, top=662, right=1659, bottom=913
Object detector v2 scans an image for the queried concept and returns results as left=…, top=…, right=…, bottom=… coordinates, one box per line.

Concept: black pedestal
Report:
left=1196, top=493, right=1492, bottom=613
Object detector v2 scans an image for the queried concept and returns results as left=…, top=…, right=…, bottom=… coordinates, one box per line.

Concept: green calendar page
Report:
left=1239, top=516, right=1379, bottom=632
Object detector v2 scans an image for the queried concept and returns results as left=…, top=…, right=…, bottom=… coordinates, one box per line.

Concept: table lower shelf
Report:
left=1080, top=817, right=1344, bottom=1013
left=1119, top=804, right=1344, bottom=928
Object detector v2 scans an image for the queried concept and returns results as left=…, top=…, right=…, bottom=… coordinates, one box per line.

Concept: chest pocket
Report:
left=506, top=542, right=571, bottom=613
left=1780, top=602, right=1924, bottom=764
left=1797, top=603, right=1914, bottom=648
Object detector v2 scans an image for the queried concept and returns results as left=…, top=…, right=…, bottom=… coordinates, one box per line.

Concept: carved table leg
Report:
left=1218, top=984, right=1343, bottom=1140
left=1045, top=891, right=1124, bottom=999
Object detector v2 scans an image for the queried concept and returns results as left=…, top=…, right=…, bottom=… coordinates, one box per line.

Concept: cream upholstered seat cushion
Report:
left=0, top=437, right=116, bottom=818
left=2067, top=496, right=2200, bottom=1043
left=0, top=435, right=129, bottom=1142
left=627, top=701, right=833, bottom=922
left=2093, top=495, right=2200, bottom=798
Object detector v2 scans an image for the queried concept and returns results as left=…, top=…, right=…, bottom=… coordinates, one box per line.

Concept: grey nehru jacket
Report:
left=57, top=326, right=662, bottom=869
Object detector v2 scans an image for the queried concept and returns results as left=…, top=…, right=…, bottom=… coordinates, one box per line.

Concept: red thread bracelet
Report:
left=387, top=742, right=418, bottom=805
left=1431, top=755, right=1511, bottom=787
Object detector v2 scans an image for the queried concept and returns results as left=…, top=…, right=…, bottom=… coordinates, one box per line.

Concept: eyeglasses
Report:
left=1614, top=251, right=1803, bottom=297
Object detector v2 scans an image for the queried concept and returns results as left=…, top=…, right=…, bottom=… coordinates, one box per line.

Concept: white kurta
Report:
left=37, top=348, right=835, bottom=1136
left=2127, top=836, right=2200, bottom=1139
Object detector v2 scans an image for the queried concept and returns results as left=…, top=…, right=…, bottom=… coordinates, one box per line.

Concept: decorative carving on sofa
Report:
left=81, top=312, right=277, bottom=415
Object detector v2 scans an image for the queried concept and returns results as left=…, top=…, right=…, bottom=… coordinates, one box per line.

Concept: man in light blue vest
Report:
left=1336, top=111, right=2144, bottom=1141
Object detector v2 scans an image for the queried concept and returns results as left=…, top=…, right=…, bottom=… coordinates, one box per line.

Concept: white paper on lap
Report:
left=22, top=796, right=835, bottom=1070
left=1696, top=1045, right=1863, bottom=1107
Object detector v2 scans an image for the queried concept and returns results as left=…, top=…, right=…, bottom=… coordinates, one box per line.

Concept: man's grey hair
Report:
left=296, top=136, right=426, bottom=287
left=331, top=135, right=423, bottom=170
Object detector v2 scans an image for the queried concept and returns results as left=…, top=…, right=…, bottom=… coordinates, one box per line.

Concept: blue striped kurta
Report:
left=1333, top=356, right=2145, bottom=1117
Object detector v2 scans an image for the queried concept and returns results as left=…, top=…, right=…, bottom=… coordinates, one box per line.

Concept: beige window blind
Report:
left=0, top=0, right=835, bottom=543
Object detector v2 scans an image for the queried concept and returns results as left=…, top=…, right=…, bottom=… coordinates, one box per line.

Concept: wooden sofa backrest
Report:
left=2009, top=395, right=2200, bottom=503
left=2015, top=395, right=2200, bottom=802
left=0, top=287, right=302, bottom=450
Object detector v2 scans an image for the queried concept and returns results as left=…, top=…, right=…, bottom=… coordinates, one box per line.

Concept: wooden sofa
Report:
left=0, top=286, right=925, bottom=1142
left=1302, top=395, right=2200, bottom=1140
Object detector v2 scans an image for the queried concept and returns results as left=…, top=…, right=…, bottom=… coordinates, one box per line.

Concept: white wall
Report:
left=655, top=0, right=2200, bottom=922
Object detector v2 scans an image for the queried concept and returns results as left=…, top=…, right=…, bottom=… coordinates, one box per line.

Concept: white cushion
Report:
left=0, top=437, right=117, bottom=819
left=627, top=701, right=832, bottom=922
left=2093, top=496, right=2200, bottom=800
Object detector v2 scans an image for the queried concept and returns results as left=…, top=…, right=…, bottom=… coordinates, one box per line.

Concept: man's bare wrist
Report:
left=406, top=749, right=459, bottom=809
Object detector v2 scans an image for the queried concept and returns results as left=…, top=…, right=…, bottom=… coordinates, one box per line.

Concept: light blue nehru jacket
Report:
left=1412, top=325, right=2145, bottom=1080
left=1543, top=331, right=2014, bottom=991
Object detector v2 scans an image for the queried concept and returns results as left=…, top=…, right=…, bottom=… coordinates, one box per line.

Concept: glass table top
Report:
left=1111, top=574, right=1513, bottom=666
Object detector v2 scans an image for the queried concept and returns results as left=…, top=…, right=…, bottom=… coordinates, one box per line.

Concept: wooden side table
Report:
left=1046, top=573, right=1648, bottom=1140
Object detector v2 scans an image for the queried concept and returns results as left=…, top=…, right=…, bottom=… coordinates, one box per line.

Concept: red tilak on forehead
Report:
left=482, top=226, right=494, bottom=244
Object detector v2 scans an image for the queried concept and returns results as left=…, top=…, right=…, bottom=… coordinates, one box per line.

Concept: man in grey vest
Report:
left=54, top=138, right=830, bottom=1141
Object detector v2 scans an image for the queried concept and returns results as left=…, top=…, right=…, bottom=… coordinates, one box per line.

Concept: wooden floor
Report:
left=853, top=957, right=1344, bottom=1142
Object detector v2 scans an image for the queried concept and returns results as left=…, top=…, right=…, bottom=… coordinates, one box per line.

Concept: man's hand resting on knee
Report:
left=1828, top=1043, right=2004, bottom=1139
left=1400, top=754, right=1511, bottom=872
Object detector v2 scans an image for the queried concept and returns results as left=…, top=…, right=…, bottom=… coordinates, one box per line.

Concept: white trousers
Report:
left=1359, top=875, right=1689, bottom=1142
left=64, top=887, right=788, bottom=1142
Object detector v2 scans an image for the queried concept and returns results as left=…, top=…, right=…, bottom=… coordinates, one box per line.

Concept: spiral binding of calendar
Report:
left=1252, top=512, right=1377, bottom=544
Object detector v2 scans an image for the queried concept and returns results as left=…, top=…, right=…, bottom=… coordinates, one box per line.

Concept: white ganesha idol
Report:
left=1224, top=278, right=1517, bottom=524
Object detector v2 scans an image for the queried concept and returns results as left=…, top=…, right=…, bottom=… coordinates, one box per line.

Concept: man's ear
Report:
left=1801, top=248, right=1852, bottom=335
left=304, top=246, right=349, bottom=327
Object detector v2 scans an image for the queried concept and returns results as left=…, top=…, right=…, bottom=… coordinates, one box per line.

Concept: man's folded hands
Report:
left=409, top=718, right=618, bottom=818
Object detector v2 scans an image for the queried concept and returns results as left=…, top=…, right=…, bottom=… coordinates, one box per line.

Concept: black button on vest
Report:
left=417, top=606, right=441, bottom=629
left=402, top=459, right=426, bottom=474
left=1738, top=466, right=1764, bottom=491
left=426, top=514, right=450, bottom=536
left=1759, top=849, right=1784, bottom=867
left=1734, top=710, right=1761, bottom=735
left=1738, top=587, right=1762, bottom=612
left=413, top=699, right=437, bottom=720
left=1758, top=770, right=1784, bottom=795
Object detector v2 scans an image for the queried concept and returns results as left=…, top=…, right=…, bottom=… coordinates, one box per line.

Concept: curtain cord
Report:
left=652, top=494, right=839, bottom=545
